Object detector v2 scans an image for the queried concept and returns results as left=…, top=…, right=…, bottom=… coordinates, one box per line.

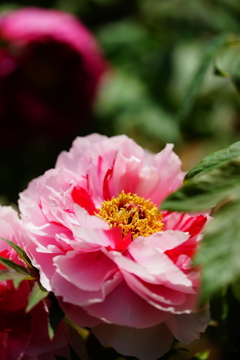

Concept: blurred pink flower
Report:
left=0, top=8, right=106, bottom=147
left=19, top=134, right=210, bottom=360
left=0, top=206, right=70, bottom=360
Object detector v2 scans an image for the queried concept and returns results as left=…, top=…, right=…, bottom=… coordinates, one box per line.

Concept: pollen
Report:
left=96, top=191, right=163, bottom=240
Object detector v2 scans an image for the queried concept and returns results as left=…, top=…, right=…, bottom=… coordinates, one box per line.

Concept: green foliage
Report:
left=185, top=141, right=240, bottom=179
left=162, top=142, right=240, bottom=304
left=96, top=70, right=180, bottom=145
left=47, top=293, right=65, bottom=340
left=0, top=268, right=33, bottom=288
left=0, top=237, right=39, bottom=280
left=161, top=141, right=240, bottom=212
left=161, top=140, right=240, bottom=356
left=0, top=256, right=32, bottom=276
left=0, top=237, right=33, bottom=270
left=25, top=281, right=49, bottom=312
left=196, top=200, right=240, bottom=303
left=190, top=350, right=211, bottom=360
left=177, top=34, right=228, bottom=123
left=214, top=38, right=240, bottom=92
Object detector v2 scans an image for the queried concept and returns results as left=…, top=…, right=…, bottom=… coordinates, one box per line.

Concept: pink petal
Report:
left=128, top=238, right=195, bottom=293
left=135, top=166, right=161, bottom=201
left=141, top=230, right=189, bottom=252
left=52, top=269, right=122, bottom=306
left=60, top=301, right=101, bottom=328
left=74, top=205, right=109, bottom=230
left=54, top=250, right=117, bottom=291
left=122, top=270, right=199, bottom=314
left=52, top=272, right=106, bottom=306
left=165, top=309, right=210, bottom=344
left=103, top=247, right=155, bottom=283
left=109, top=149, right=142, bottom=196
left=122, top=270, right=186, bottom=308
left=92, top=322, right=174, bottom=360
left=151, top=144, right=183, bottom=206
left=56, top=134, right=108, bottom=172
left=71, top=186, right=97, bottom=215
left=85, top=280, right=171, bottom=328
left=163, top=211, right=207, bottom=237
left=72, top=227, right=121, bottom=249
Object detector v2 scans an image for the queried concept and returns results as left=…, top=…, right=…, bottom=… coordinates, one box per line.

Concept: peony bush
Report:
left=18, top=134, right=210, bottom=360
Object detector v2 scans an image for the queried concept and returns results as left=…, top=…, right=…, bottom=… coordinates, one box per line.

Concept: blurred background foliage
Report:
left=1, top=0, right=240, bottom=202
left=1, top=1, right=240, bottom=360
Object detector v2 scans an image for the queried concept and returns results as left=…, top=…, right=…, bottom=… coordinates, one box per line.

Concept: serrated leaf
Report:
left=46, top=293, right=65, bottom=340
left=0, top=269, right=34, bottom=288
left=0, top=237, right=34, bottom=270
left=0, top=256, right=31, bottom=276
left=185, top=141, right=240, bottom=180
left=161, top=168, right=240, bottom=212
left=177, top=34, right=227, bottom=123
left=25, top=281, right=49, bottom=313
left=195, top=201, right=240, bottom=304
left=161, top=142, right=240, bottom=212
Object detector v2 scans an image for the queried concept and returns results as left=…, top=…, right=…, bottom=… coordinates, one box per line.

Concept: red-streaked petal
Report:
left=54, top=250, right=117, bottom=291
left=72, top=186, right=96, bottom=215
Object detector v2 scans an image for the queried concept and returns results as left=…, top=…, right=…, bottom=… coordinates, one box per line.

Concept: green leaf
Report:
left=195, top=201, right=240, bottom=304
left=214, top=38, right=240, bottom=93
left=191, top=350, right=211, bottom=360
left=0, top=237, right=34, bottom=270
left=161, top=168, right=240, bottom=212
left=46, top=293, right=65, bottom=340
left=0, top=237, right=39, bottom=281
left=177, top=34, right=227, bottom=123
left=0, top=269, right=34, bottom=288
left=161, top=142, right=240, bottom=212
left=25, top=282, right=49, bottom=313
left=185, top=141, right=240, bottom=180
left=0, top=256, right=31, bottom=276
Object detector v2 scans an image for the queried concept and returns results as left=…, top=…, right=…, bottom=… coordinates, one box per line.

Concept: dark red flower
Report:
left=0, top=7, right=106, bottom=148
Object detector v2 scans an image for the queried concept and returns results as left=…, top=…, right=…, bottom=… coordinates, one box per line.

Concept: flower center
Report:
left=96, top=191, right=163, bottom=240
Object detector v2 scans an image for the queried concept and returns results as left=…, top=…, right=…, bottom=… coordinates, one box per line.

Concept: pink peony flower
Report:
left=19, top=134, right=210, bottom=360
left=0, top=205, right=70, bottom=360
left=0, top=8, right=106, bottom=148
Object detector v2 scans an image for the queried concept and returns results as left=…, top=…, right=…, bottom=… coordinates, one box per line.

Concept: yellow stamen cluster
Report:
left=96, top=191, right=163, bottom=240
